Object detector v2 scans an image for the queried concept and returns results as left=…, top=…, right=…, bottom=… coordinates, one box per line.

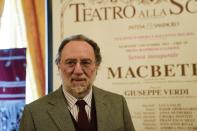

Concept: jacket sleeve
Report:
left=122, top=96, right=135, bottom=131
left=19, top=106, right=36, bottom=131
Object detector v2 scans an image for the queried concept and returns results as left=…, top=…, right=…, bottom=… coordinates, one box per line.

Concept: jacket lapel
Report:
left=46, top=87, right=114, bottom=131
left=93, top=87, right=112, bottom=131
left=47, top=88, right=76, bottom=131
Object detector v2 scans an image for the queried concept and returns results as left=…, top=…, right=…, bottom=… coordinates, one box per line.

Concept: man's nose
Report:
left=73, top=62, right=83, bottom=74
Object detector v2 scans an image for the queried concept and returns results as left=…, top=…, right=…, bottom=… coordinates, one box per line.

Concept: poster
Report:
left=51, top=0, right=197, bottom=130
left=0, top=48, right=26, bottom=131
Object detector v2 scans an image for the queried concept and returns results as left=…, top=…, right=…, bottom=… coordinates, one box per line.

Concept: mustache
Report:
left=71, top=77, right=86, bottom=81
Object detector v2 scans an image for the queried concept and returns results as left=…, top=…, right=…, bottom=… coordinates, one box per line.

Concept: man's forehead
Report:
left=64, top=58, right=93, bottom=61
left=62, top=41, right=94, bottom=54
left=64, top=40, right=92, bottom=48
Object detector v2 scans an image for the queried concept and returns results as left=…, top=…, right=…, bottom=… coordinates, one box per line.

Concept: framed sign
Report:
left=47, top=0, right=197, bottom=130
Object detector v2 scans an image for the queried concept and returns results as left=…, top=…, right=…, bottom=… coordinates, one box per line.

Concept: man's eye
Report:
left=65, top=61, right=76, bottom=66
left=81, top=61, right=90, bottom=64
left=81, top=61, right=91, bottom=66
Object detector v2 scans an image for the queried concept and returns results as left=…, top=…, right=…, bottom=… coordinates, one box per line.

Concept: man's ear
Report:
left=95, top=65, right=100, bottom=74
left=57, top=63, right=61, bottom=70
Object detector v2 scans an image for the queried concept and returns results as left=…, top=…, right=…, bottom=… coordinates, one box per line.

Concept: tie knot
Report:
left=76, top=100, right=86, bottom=108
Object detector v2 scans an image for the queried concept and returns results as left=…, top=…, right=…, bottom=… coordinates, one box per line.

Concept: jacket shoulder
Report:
left=25, top=88, right=63, bottom=110
left=93, top=86, right=122, bottom=97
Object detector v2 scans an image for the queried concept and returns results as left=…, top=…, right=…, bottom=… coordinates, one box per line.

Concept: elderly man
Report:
left=19, top=34, right=135, bottom=131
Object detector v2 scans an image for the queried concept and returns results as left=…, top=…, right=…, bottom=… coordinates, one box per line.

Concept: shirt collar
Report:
left=62, top=86, right=92, bottom=109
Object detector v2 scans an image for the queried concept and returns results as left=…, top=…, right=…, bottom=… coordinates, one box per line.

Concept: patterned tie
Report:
left=76, top=100, right=90, bottom=131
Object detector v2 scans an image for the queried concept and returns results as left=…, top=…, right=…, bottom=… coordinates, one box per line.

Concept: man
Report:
left=19, top=34, right=135, bottom=131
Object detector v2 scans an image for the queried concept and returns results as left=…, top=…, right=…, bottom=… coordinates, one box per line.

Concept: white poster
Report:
left=51, top=0, right=197, bottom=130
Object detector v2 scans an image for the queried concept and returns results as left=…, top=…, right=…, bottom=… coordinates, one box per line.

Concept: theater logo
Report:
left=60, top=0, right=197, bottom=22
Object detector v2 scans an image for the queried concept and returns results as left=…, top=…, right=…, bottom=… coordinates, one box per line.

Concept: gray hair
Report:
left=55, top=34, right=102, bottom=66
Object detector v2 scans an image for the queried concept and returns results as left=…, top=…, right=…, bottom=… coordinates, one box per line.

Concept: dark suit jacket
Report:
left=19, top=86, right=135, bottom=131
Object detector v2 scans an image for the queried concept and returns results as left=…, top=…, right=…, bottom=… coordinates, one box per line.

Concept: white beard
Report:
left=69, top=85, right=91, bottom=99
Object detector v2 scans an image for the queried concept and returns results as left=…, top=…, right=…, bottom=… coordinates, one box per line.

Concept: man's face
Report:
left=58, top=40, right=98, bottom=98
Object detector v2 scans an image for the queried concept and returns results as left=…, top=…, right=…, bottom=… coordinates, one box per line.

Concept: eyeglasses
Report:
left=62, top=59, right=95, bottom=69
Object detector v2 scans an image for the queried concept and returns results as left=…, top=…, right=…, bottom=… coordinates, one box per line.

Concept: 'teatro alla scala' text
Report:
left=68, top=0, right=197, bottom=22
